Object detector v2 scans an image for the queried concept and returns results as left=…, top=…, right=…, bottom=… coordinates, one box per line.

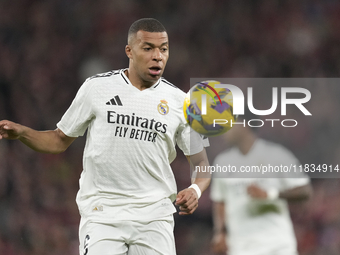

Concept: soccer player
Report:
left=0, top=18, right=210, bottom=255
left=210, top=115, right=312, bottom=255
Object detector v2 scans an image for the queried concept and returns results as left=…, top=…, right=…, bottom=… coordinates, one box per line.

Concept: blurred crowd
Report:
left=1, top=0, right=340, bottom=254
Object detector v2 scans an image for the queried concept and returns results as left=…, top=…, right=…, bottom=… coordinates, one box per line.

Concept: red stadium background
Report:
left=1, top=1, right=340, bottom=254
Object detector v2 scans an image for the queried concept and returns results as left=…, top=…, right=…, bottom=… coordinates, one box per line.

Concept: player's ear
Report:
left=125, top=45, right=132, bottom=59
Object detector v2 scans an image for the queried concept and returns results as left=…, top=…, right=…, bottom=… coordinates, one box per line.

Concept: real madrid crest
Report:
left=157, top=100, right=169, bottom=115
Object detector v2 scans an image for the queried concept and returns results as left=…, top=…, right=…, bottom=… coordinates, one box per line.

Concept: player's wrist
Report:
left=189, top=183, right=202, bottom=199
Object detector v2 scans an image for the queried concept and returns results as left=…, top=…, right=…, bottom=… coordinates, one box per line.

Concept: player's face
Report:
left=126, top=30, right=169, bottom=84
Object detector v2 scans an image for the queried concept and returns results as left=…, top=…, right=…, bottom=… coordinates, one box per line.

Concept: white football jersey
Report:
left=57, top=69, right=207, bottom=221
left=210, top=139, right=310, bottom=255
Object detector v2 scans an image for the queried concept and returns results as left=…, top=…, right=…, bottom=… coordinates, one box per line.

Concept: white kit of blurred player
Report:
left=210, top=117, right=312, bottom=255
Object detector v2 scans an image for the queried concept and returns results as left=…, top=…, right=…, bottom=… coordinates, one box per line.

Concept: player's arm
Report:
left=278, top=184, right=312, bottom=201
left=187, top=148, right=211, bottom=195
left=175, top=148, right=211, bottom=215
left=247, top=183, right=312, bottom=201
left=0, top=120, right=76, bottom=154
left=211, top=201, right=228, bottom=254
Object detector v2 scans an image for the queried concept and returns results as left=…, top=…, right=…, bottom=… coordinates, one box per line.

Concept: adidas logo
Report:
left=106, top=95, right=123, bottom=106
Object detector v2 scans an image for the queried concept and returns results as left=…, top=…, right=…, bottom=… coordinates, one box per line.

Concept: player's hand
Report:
left=247, top=184, right=268, bottom=199
left=175, top=187, right=199, bottom=215
left=0, top=120, right=23, bottom=140
left=211, top=232, right=228, bottom=254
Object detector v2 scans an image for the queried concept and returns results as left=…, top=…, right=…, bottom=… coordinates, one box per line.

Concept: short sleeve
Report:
left=57, top=80, right=95, bottom=137
left=280, top=177, right=310, bottom=191
left=176, top=123, right=209, bottom=156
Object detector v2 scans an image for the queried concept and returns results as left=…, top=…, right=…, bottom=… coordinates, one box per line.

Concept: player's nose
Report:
left=152, top=48, right=162, bottom=62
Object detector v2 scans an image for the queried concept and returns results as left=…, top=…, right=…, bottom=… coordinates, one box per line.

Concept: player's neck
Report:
left=125, top=69, right=154, bottom=91
left=238, top=133, right=257, bottom=155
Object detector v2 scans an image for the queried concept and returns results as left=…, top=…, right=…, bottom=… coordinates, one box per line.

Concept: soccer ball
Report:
left=183, top=80, right=236, bottom=137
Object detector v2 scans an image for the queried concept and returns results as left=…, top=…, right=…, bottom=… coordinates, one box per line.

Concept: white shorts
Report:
left=79, top=216, right=176, bottom=255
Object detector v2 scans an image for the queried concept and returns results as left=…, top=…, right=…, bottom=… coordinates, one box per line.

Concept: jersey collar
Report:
left=120, top=68, right=161, bottom=90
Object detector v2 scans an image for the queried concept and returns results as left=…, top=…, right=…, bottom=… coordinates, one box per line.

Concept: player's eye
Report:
left=143, top=47, right=152, bottom=51
left=161, top=48, right=168, bottom=52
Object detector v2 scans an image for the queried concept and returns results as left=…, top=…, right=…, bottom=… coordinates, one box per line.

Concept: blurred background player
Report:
left=0, top=18, right=210, bottom=255
left=210, top=113, right=312, bottom=255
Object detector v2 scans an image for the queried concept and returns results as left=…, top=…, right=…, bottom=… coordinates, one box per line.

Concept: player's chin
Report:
left=147, top=73, right=162, bottom=81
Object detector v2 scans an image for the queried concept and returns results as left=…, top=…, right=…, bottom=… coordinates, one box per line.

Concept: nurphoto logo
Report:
left=200, top=84, right=312, bottom=128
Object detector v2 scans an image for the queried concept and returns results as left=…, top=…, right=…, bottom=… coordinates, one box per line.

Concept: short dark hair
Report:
left=128, top=18, right=166, bottom=42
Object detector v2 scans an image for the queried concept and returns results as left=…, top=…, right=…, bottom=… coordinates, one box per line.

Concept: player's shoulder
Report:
left=158, top=78, right=187, bottom=105
left=79, top=69, right=125, bottom=94
left=159, top=78, right=185, bottom=94
left=85, top=69, right=121, bottom=83
left=258, top=139, right=297, bottom=161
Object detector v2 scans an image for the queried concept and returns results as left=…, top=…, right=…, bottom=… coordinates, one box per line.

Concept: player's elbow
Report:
left=51, top=146, right=68, bottom=154
left=52, top=141, right=73, bottom=154
left=294, top=184, right=313, bottom=201
left=302, top=184, right=313, bottom=200
left=50, top=129, right=75, bottom=154
left=35, top=145, right=67, bottom=154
